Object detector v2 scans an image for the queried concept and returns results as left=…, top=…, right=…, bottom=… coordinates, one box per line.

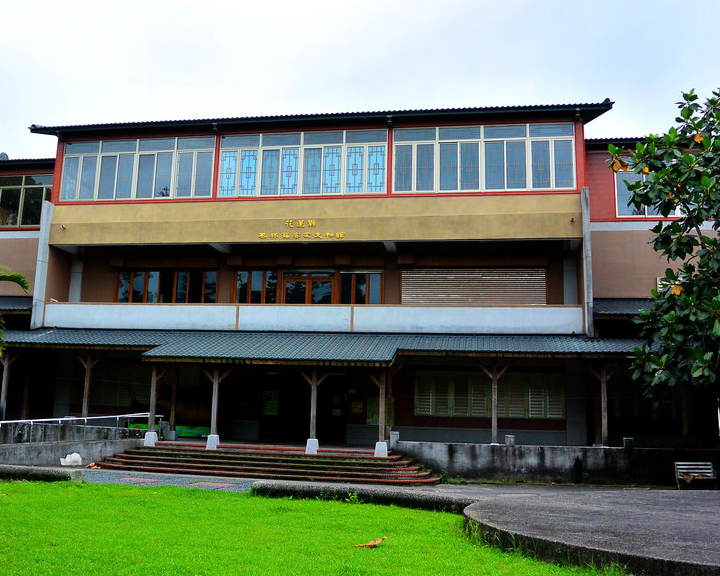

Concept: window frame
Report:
left=614, top=169, right=676, bottom=218
left=219, top=130, right=388, bottom=198
left=414, top=371, right=564, bottom=419
left=233, top=269, right=384, bottom=305
left=0, top=175, right=53, bottom=228
left=393, top=123, right=576, bottom=194
left=115, top=269, right=217, bottom=303
left=60, top=137, right=216, bottom=202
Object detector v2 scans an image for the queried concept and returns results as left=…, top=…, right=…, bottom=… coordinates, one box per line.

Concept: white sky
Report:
left=2, top=0, right=719, bottom=159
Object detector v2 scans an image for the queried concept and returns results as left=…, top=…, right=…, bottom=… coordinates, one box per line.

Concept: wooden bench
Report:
left=675, top=462, right=717, bottom=489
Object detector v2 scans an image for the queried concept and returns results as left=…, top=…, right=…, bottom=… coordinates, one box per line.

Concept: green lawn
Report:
left=0, top=481, right=628, bottom=576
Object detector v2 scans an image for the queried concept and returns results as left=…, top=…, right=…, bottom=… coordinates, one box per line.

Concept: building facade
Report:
left=1, top=102, right=716, bottom=450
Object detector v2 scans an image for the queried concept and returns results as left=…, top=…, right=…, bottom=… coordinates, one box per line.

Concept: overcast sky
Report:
left=2, top=0, right=719, bottom=159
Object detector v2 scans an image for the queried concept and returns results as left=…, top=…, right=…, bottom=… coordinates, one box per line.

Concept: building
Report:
left=1, top=101, right=716, bottom=453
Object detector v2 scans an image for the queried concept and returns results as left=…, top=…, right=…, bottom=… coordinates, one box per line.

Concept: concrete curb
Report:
left=251, top=480, right=475, bottom=513
left=462, top=511, right=720, bottom=576
left=0, top=464, right=84, bottom=483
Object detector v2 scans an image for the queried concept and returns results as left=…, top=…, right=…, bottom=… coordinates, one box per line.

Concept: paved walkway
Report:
left=13, top=467, right=720, bottom=576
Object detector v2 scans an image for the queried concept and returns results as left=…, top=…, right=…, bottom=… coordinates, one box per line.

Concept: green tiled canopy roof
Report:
left=6, top=328, right=640, bottom=366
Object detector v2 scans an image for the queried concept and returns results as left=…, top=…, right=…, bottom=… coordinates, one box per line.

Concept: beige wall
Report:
left=591, top=231, right=670, bottom=298
left=49, top=194, right=583, bottom=246
left=45, top=247, right=72, bottom=303
left=0, top=238, right=39, bottom=296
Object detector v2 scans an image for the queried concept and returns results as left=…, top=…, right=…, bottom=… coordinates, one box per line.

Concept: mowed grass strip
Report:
left=0, top=481, right=628, bottom=576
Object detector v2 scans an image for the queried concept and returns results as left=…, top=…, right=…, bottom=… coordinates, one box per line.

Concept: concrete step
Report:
left=104, top=456, right=430, bottom=479
left=125, top=447, right=412, bottom=468
left=118, top=451, right=419, bottom=472
left=99, top=461, right=441, bottom=485
left=98, top=444, right=440, bottom=485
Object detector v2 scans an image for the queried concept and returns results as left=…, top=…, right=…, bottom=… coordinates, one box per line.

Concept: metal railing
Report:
left=0, top=412, right=163, bottom=444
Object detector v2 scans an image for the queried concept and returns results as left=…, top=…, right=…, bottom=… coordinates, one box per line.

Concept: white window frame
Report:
left=392, top=123, right=576, bottom=194
left=219, top=130, right=388, bottom=197
left=59, top=137, right=216, bottom=201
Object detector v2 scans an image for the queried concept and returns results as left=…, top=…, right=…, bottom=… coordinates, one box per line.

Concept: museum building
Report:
left=1, top=100, right=715, bottom=451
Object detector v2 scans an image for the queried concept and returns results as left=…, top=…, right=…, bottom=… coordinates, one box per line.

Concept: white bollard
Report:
left=143, top=431, right=158, bottom=447
left=305, top=438, right=319, bottom=455
left=206, top=434, right=220, bottom=450
left=374, top=441, right=388, bottom=458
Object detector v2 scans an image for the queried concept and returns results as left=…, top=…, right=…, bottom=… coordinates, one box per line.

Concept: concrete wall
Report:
left=0, top=438, right=141, bottom=467
left=395, top=440, right=720, bottom=486
left=41, top=302, right=584, bottom=334
left=395, top=427, right=567, bottom=445
left=0, top=235, right=39, bottom=295
left=49, top=193, right=583, bottom=246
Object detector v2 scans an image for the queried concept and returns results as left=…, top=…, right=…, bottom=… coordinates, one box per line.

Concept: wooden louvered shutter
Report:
left=401, top=268, right=547, bottom=306
left=434, top=380, right=451, bottom=416
left=452, top=376, right=469, bottom=417
left=469, top=377, right=490, bottom=417
left=415, top=377, right=433, bottom=416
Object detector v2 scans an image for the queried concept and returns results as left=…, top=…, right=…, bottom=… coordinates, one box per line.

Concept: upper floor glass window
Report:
left=60, top=137, right=215, bottom=201
left=219, top=130, right=387, bottom=197
left=0, top=174, right=52, bottom=227
left=615, top=170, right=665, bottom=217
left=394, top=123, right=576, bottom=193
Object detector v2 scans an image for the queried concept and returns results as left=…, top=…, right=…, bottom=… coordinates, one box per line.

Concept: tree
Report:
left=608, top=89, right=720, bottom=411
left=0, top=265, right=29, bottom=355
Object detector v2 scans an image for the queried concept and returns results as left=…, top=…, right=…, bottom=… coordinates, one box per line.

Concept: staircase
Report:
left=98, top=442, right=441, bottom=485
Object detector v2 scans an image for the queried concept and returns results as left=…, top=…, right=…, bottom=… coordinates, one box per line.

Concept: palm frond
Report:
left=0, top=265, right=29, bottom=293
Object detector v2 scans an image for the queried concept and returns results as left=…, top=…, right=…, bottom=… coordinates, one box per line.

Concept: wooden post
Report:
left=378, top=372, right=386, bottom=442
left=147, top=366, right=166, bottom=431
left=590, top=363, right=615, bottom=447
left=300, top=370, right=329, bottom=440
left=0, top=352, right=18, bottom=421
left=369, top=371, right=388, bottom=442
left=202, top=367, right=232, bottom=437
left=170, top=368, right=178, bottom=431
left=478, top=361, right=510, bottom=444
left=600, top=364, right=608, bottom=446
left=77, top=353, right=100, bottom=418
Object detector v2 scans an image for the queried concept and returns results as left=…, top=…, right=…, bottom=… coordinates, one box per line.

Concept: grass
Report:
left=0, top=481, right=629, bottom=576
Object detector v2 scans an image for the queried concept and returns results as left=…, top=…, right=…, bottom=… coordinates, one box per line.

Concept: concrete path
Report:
left=10, top=466, right=720, bottom=576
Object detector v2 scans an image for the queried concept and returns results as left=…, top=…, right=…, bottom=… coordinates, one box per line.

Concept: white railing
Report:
left=0, top=412, right=163, bottom=444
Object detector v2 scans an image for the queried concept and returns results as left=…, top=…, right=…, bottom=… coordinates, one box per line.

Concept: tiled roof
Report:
left=594, top=299, right=652, bottom=316
left=0, top=296, right=33, bottom=312
left=5, top=328, right=640, bottom=365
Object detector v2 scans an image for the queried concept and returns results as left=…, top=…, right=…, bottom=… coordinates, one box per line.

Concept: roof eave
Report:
left=29, top=100, right=614, bottom=139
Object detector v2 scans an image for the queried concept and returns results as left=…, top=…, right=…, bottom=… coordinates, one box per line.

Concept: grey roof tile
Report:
left=5, top=328, right=641, bottom=364
left=0, top=296, right=32, bottom=312
left=594, top=299, right=652, bottom=316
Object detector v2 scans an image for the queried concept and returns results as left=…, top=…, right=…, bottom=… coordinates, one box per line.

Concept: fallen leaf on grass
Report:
left=354, top=536, right=387, bottom=548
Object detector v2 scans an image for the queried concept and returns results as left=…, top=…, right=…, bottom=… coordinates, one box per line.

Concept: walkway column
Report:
left=590, top=363, right=615, bottom=446
left=144, top=366, right=166, bottom=447
left=170, top=367, right=178, bottom=435
left=369, top=370, right=388, bottom=457
left=77, top=353, right=101, bottom=418
left=0, top=352, right=18, bottom=420
left=300, top=370, right=329, bottom=454
left=202, top=367, right=231, bottom=450
left=478, top=361, right=510, bottom=444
